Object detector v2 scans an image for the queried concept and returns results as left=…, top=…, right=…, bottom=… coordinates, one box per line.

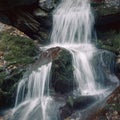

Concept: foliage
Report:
left=0, top=30, right=38, bottom=65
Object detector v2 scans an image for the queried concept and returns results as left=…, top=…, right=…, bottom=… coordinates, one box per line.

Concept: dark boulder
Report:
left=0, top=0, right=60, bottom=44
left=0, top=5, right=52, bottom=44
left=0, top=23, right=38, bottom=108
left=0, top=0, right=38, bottom=10
left=60, top=95, right=97, bottom=119
left=50, top=48, right=77, bottom=94
left=95, top=13, right=120, bottom=32
left=92, top=0, right=120, bottom=32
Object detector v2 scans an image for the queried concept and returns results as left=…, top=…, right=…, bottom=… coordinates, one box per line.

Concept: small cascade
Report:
left=69, top=44, right=97, bottom=95
left=12, top=63, right=53, bottom=120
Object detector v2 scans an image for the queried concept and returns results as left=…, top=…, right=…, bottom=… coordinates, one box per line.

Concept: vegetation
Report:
left=0, top=29, right=38, bottom=65
left=0, top=28, right=39, bottom=107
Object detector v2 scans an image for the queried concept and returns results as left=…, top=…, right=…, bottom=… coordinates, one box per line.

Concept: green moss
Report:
left=51, top=49, right=76, bottom=93
left=97, top=31, right=120, bottom=53
left=0, top=30, right=38, bottom=65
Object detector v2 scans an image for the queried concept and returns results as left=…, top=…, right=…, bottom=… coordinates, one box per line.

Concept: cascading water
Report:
left=12, top=63, right=53, bottom=120
left=50, top=0, right=118, bottom=95
left=10, top=0, right=119, bottom=120
left=51, top=0, right=94, bottom=44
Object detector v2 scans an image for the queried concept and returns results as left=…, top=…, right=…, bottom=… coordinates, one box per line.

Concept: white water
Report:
left=50, top=0, right=102, bottom=95
left=11, top=0, right=119, bottom=120
left=13, top=63, right=52, bottom=120
left=51, top=0, right=94, bottom=44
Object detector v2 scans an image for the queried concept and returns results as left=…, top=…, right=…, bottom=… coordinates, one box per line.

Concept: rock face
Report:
left=0, top=23, right=38, bottom=108
left=0, top=0, right=37, bottom=10
left=0, top=0, right=60, bottom=44
left=0, top=0, right=119, bottom=44
left=50, top=48, right=76, bottom=94
left=92, top=0, right=120, bottom=32
left=89, top=86, right=120, bottom=120
left=60, top=96, right=97, bottom=119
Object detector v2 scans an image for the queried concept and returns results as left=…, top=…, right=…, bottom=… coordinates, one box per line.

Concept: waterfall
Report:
left=13, top=63, right=53, bottom=120
left=51, top=0, right=94, bottom=44
left=11, top=0, right=119, bottom=120
left=50, top=0, right=98, bottom=95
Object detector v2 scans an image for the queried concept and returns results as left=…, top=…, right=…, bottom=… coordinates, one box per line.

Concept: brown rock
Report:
left=0, top=51, right=4, bottom=56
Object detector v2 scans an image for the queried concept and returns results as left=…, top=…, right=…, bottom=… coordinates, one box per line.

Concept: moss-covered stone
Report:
left=92, top=0, right=120, bottom=16
left=0, top=25, right=39, bottom=108
left=50, top=48, right=76, bottom=94
left=97, top=31, right=120, bottom=54
left=0, top=29, right=38, bottom=65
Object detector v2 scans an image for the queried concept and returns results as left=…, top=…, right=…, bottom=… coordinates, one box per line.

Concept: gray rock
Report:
left=0, top=0, right=37, bottom=10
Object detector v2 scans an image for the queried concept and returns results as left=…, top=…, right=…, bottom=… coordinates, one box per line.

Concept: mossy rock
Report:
left=92, top=0, right=120, bottom=16
left=0, top=29, right=38, bottom=65
left=0, top=67, right=25, bottom=107
left=0, top=26, right=39, bottom=107
left=50, top=48, right=76, bottom=94
left=97, top=31, right=120, bottom=54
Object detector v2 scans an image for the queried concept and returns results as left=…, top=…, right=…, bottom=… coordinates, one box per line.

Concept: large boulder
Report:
left=0, top=0, right=60, bottom=45
left=50, top=48, right=77, bottom=94
left=0, top=23, right=38, bottom=108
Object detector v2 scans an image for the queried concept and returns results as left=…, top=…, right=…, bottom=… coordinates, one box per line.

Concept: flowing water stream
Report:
left=10, top=0, right=119, bottom=120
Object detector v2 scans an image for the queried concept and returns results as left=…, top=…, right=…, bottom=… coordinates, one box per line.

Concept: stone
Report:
left=60, top=95, right=97, bottom=119
left=0, top=0, right=37, bottom=10
left=0, top=23, right=38, bottom=107
left=89, top=86, right=120, bottom=120
left=0, top=0, right=59, bottom=44
left=91, top=0, right=120, bottom=32
left=50, top=48, right=77, bottom=94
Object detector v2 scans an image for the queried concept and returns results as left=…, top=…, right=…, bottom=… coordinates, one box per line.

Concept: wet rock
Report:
left=0, top=23, right=38, bottom=108
left=39, top=0, right=55, bottom=11
left=91, top=0, right=120, bottom=32
left=116, top=56, right=120, bottom=73
left=50, top=48, right=76, bottom=94
left=0, top=0, right=60, bottom=44
left=96, top=31, right=120, bottom=82
left=21, top=46, right=75, bottom=96
left=89, top=86, right=120, bottom=120
left=0, top=89, right=8, bottom=107
left=0, top=0, right=37, bottom=10
left=95, top=13, right=120, bottom=32
left=60, top=96, right=97, bottom=119
left=31, top=47, right=61, bottom=70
